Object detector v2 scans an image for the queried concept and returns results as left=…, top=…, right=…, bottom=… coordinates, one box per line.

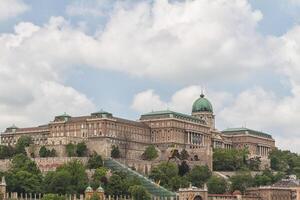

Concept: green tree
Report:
left=105, top=174, right=125, bottom=195
left=111, top=145, right=120, bottom=158
left=129, top=185, right=151, bottom=200
left=87, top=153, right=103, bottom=169
left=6, top=154, right=43, bottom=193
left=213, top=148, right=249, bottom=171
left=43, top=171, right=73, bottom=194
left=41, top=194, right=65, bottom=200
left=142, top=145, right=158, bottom=160
left=56, top=160, right=89, bottom=194
left=188, top=165, right=211, bottom=188
left=149, top=162, right=178, bottom=190
left=91, top=167, right=108, bottom=189
left=15, top=136, right=32, bottom=155
left=169, top=175, right=189, bottom=191
left=269, top=149, right=300, bottom=177
left=50, top=149, right=57, bottom=157
left=10, top=154, right=41, bottom=174
left=253, top=169, right=284, bottom=187
left=0, top=145, right=14, bottom=159
left=247, top=157, right=261, bottom=171
left=207, top=176, right=228, bottom=194
left=39, top=146, right=49, bottom=157
left=230, top=171, right=254, bottom=194
left=76, top=142, right=87, bottom=157
left=66, top=143, right=76, bottom=157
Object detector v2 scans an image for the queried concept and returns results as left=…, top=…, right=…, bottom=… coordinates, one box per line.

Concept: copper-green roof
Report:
left=192, top=94, right=213, bottom=113
left=7, top=124, right=18, bottom=129
left=91, top=110, right=113, bottom=118
left=140, top=110, right=206, bottom=124
left=56, top=112, right=71, bottom=118
left=222, top=128, right=273, bottom=139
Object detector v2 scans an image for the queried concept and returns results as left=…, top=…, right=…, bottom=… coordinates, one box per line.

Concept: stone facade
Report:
left=0, top=94, right=276, bottom=170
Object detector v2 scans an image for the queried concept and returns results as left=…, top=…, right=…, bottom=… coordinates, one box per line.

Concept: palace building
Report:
left=0, top=94, right=275, bottom=170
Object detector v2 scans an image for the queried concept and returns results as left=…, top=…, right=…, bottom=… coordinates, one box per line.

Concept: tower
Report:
left=191, top=94, right=215, bottom=129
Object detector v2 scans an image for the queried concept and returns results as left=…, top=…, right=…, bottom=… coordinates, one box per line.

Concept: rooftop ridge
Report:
left=222, top=127, right=272, bottom=139
left=140, top=110, right=206, bottom=124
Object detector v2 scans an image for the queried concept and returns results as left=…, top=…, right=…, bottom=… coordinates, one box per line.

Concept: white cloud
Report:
left=0, top=0, right=29, bottom=21
left=0, top=17, right=96, bottom=130
left=89, top=0, right=269, bottom=82
left=131, top=86, right=232, bottom=114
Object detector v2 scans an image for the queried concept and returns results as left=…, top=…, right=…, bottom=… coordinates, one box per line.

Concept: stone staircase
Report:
left=104, top=158, right=177, bottom=198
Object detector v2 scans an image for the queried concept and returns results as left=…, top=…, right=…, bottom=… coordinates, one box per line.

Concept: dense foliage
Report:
left=269, top=149, right=300, bottom=177
left=129, top=185, right=151, bottom=200
left=0, top=136, right=33, bottom=159
left=207, top=176, right=228, bottom=194
left=41, top=194, right=65, bottom=200
left=65, top=142, right=87, bottom=157
left=142, top=145, right=158, bottom=160
left=213, top=148, right=249, bottom=171
left=149, top=161, right=209, bottom=191
left=111, top=145, right=120, bottom=158
left=39, top=146, right=56, bottom=158
left=44, top=160, right=88, bottom=194
left=3, top=154, right=43, bottom=193
left=87, top=152, right=103, bottom=169
left=188, top=165, right=211, bottom=188
left=213, top=148, right=263, bottom=171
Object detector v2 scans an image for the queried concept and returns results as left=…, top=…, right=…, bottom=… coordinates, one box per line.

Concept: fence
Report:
left=4, top=193, right=180, bottom=200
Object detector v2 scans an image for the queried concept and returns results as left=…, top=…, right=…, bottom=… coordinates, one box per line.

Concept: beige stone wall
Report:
left=246, top=187, right=294, bottom=200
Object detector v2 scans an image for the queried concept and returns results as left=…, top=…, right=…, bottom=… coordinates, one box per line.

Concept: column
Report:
left=188, top=132, right=190, bottom=144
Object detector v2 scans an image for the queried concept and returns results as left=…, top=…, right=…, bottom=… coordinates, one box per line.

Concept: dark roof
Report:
left=115, top=117, right=149, bottom=128
left=140, top=110, right=206, bottom=124
left=68, top=116, right=90, bottom=123
left=222, top=128, right=273, bottom=139
left=272, top=177, right=300, bottom=188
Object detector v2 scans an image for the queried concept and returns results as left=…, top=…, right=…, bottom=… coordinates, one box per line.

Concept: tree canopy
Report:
left=207, top=176, right=228, bottom=194
left=87, top=152, right=103, bottom=169
left=111, top=145, right=120, bottom=159
left=142, top=145, right=158, bottom=161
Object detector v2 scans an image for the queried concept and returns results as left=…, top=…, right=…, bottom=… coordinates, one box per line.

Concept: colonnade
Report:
left=257, top=145, right=270, bottom=157
left=187, top=132, right=204, bottom=146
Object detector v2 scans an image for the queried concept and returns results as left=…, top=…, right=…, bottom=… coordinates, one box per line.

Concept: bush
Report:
left=87, top=153, right=103, bottom=169
left=142, top=145, right=158, bottom=160
left=207, top=176, right=228, bottom=194
left=41, top=194, right=65, bottom=200
left=129, top=185, right=151, bottom=200
left=230, top=171, right=254, bottom=194
left=65, top=143, right=87, bottom=157
left=188, top=165, right=211, bottom=188
left=39, top=146, right=57, bottom=157
left=66, top=143, right=76, bottom=157
left=111, top=145, right=120, bottom=158
left=76, top=142, right=87, bottom=157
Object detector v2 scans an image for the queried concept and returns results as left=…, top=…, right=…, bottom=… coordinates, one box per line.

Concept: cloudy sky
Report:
left=0, top=0, right=300, bottom=152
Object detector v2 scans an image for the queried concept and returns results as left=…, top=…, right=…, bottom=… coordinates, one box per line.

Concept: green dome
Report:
left=85, top=186, right=93, bottom=193
left=96, top=185, right=104, bottom=193
left=192, top=94, right=213, bottom=113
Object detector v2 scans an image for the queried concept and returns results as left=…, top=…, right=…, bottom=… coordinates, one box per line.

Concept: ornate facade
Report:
left=0, top=94, right=275, bottom=169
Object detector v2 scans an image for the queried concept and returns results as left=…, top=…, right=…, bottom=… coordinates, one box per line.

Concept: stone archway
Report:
left=194, top=195, right=203, bottom=200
